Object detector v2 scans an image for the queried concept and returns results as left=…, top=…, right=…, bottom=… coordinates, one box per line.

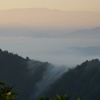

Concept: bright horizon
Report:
left=0, top=0, right=100, bottom=12
left=0, top=0, right=100, bottom=29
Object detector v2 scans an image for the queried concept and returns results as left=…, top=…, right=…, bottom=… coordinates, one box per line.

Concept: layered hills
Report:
left=0, top=49, right=100, bottom=100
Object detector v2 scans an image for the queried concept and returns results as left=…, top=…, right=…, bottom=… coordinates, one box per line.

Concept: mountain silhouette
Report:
left=0, top=49, right=100, bottom=100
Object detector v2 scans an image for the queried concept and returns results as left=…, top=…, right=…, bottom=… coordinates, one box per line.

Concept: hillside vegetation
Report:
left=0, top=49, right=100, bottom=100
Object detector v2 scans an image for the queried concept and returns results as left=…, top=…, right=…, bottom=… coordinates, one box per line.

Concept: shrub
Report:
left=0, top=82, right=18, bottom=100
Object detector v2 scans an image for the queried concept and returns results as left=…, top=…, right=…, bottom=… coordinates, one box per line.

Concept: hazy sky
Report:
left=0, top=0, right=100, bottom=65
left=0, top=0, right=100, bottom=28
left=0, top=0, right=100, bottom=12
left=0, top=8, right=100, bottom=29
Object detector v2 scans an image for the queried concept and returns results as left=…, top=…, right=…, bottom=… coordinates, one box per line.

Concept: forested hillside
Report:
left=0, top=49, right=50, bottom=100
left=44, top=59, right=100, bottom=100
left=0, top=49, right=100, bottom=100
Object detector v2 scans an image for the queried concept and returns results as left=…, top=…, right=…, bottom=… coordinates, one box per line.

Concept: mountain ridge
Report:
left=0, top=49, right=100, bottom=100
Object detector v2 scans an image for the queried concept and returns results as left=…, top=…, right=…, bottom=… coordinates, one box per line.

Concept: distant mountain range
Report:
left=65, top=27, right=100, bottom=39
left=0, top=27, right=100, bottom=39
left=0, top=8, right=100, bottom=28
left=0, top=49, right=100, bottom=100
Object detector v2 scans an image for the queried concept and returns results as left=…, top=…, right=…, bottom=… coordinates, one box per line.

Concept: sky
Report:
left=0, top=0, right=100, bottom=66
left=0, top=0, right=100, bottom=12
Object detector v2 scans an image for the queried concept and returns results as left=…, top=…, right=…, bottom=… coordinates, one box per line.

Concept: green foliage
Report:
left=39, top=96, right=51, bottom=100
left=0, top=82, right=18, bottom=100
left=0, top=82, right=85, bottom=100
left=38, top=94, right=83, bottom=100
left=55, top=94, right=70, bottom=100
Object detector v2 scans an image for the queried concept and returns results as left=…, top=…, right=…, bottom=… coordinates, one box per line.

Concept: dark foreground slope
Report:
left=0, top=49, right=50, bottom=100
left=0, top=49, right=100, bottom=100
left=44, top=59, right=100, bottom=100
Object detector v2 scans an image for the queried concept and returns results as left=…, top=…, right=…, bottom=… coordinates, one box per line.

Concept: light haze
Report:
left=0, top=1, right=100, bottom=65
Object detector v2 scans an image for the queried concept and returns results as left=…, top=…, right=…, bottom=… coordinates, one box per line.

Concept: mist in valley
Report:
left=0, top=8, right=100, bottom=100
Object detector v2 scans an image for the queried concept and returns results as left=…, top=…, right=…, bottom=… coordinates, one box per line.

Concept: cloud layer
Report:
left=0, top=8, right=100, bottom=65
